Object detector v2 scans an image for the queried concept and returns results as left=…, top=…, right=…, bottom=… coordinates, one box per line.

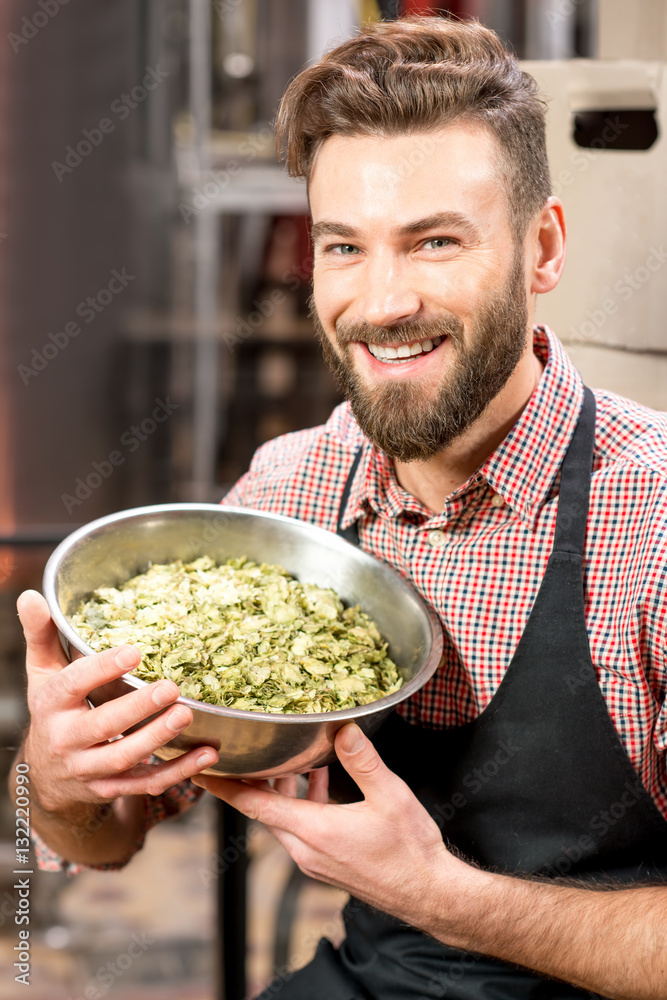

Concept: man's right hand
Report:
left=17, top=589, right=220, bottom=815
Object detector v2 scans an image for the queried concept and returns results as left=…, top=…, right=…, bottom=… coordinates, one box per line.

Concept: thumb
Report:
left=17, top=590, right=69, bottom=682
left=334, top=723, right=394, bottom=802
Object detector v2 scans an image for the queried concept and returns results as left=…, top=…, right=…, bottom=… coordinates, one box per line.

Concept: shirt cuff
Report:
left=32, top=777, right=205, bottom=876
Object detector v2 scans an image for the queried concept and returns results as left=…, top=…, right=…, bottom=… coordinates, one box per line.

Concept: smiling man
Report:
left=14, top=15, right=667, bottom=1000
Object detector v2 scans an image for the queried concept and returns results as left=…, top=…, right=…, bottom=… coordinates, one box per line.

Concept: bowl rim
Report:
left=43, top=502, right=444, bottom=725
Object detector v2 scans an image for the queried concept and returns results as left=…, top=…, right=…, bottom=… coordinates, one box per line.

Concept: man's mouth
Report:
left=365, top=335, right=444, bottom=364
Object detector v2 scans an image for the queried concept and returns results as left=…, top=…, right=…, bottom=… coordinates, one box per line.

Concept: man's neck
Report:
left=394, top=349, right=545, bottom=516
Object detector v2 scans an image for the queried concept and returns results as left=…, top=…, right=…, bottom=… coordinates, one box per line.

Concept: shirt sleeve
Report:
left=32, top=778, right=204, bottom=876
left=221, top=478, right=250, bottom=507
left=219, top=427, right=323, bottom=510
left=221, top=464, right=258, bottom=507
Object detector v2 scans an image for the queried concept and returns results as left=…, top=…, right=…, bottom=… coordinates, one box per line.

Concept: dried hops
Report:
left=70, top=556, right=403, bottom=713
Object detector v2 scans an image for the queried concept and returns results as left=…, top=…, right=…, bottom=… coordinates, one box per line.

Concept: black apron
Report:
left=256, top=387, right=667, bottom=1000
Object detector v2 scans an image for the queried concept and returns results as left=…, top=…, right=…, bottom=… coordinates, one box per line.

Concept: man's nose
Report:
left=356, top=256, right=422, bottom=328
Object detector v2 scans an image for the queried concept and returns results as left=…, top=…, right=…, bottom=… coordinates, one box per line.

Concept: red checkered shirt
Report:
left=35, top=326, right=667, bottom=873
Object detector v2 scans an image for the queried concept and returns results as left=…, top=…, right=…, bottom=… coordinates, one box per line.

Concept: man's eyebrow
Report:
left=310, top=212, right=480, bottom=246
left=396, top=212, right=480, bottom=240
left=310, top=221, right=359, bottom=245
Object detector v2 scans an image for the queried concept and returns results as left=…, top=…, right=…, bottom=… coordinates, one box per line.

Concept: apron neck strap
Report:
left=336, top=445, right=365, bottom=545
left=552, top=385, right=596, bottom=556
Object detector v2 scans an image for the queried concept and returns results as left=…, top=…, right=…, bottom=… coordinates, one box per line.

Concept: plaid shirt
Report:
left=35, top=326, right=667, bottom=872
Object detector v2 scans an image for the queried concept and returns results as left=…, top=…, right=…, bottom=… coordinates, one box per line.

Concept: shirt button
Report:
left=427, top=529, right=446, bottom=548
left=490, top=493, right=505, bottom=508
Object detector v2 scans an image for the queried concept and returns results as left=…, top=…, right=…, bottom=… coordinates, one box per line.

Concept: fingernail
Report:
left=166, top=707, right=190, bottom=732
left=196, top=751, right=217, bottom=767
left=116, top=646, right=139, bottom=670
left=340, top=724, right=365, bottom=755
left=152, top=682, right=176, bottom=707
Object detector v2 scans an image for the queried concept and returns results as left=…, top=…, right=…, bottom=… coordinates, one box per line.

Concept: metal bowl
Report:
left=43, top=504, right=443, bottom=778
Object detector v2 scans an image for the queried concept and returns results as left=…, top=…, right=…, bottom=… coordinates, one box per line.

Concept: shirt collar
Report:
left=337, top=326, right=585, bottom=531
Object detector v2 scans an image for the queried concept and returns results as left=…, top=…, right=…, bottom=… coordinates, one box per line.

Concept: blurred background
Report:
left=1, top=0, right=665, bottom=997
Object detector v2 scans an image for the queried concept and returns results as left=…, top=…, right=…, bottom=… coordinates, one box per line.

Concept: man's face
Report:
left=308, top=125, right=532, bottom=462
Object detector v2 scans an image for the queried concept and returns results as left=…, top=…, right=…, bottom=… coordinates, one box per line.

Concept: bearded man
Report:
left=15, top=17, right=667, bottom=1000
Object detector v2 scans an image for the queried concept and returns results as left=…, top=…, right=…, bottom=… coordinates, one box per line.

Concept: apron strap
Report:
left=336, top=445, right=365, bottom=546
left=552, top=385, right=596, bottom=556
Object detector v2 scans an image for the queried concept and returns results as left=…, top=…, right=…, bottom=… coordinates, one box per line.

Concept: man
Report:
left=15, top=16, right=667, bottom=999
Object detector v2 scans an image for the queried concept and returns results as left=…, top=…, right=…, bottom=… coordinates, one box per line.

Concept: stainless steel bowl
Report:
left=43, top=504, right=443, bottom=778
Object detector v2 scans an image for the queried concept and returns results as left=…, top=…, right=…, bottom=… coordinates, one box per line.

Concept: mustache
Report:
left=335, top=316, right=463, bottom=348
left=305, top=295, right=464, bottom=348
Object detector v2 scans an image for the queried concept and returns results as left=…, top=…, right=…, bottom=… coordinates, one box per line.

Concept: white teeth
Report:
left=368, top=335, right=444, bottom=363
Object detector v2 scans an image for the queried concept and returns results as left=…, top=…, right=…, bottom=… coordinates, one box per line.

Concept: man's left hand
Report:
left=192, top=722, right=467, bottom=926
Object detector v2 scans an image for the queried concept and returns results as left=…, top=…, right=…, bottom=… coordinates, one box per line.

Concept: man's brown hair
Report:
left=276, top=15, right=551, bottom=237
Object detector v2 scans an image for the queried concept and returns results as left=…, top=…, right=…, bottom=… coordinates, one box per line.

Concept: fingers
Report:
left=88, top=744, right=220, bottom=800
left=334, top=724, right=395, bottom=803
left=81, top=701, right=195, bottom=777
left=191, top=773, right=307, bottom=829
left=67, top=678, right=182, bottom=748
left=274, top=775, right=298, bottom=797
left=18, top=590, right=69, bottom=674
left=306, top=767, right=329, bottom=803
left=46, top=644, right=142, bottom=709
left=243, top=778, right=273, bottom=791
left=195, top=768, right=330, bottom=820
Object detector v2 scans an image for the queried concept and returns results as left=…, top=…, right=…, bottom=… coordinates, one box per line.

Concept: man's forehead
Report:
left=308, top=124, right=506, bottom=230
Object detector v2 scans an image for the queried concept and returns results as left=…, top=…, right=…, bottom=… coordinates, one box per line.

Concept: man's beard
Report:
left=309, top=252, right=529, bottom=462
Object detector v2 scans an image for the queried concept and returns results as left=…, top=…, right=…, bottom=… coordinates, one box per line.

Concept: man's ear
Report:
left=528, top=196, right=566, bottom=295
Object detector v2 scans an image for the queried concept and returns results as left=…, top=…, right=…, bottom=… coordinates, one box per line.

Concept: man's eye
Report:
left=331, top=244, right=360, bottom=255
left=423, top=238, right=455, bottom=249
